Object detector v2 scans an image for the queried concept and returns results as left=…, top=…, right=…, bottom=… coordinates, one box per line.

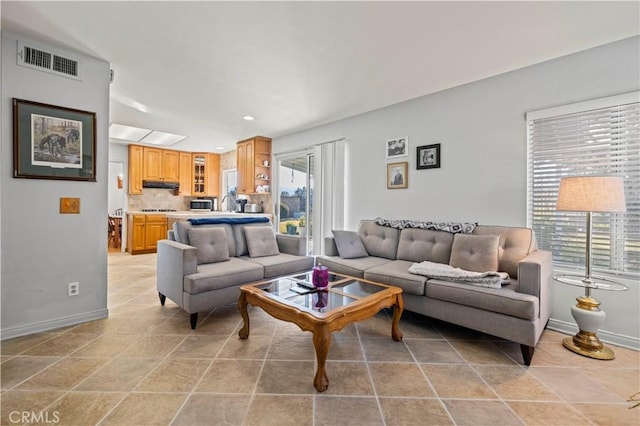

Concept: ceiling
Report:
left=2, top=1, right=638, bottom=153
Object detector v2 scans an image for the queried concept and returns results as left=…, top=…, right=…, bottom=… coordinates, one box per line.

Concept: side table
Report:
left=554, top=273, right=628, bottom=360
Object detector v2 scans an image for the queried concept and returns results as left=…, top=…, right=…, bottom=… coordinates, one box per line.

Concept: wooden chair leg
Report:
left=158, top=293, right=166, bottom=305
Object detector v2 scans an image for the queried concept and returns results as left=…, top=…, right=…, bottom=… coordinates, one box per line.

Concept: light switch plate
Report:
left=60, top=197, right=80, bottom=214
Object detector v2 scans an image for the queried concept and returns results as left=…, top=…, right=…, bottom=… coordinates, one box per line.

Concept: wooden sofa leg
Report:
left=520, top=344, right=535, bottom=366
left=158, top=293, right=166, bottom=305
left=190, top=313, right=198, bottom=330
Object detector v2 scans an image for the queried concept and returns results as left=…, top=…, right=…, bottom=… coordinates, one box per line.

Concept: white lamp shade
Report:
left=556, top=176, right=626, bottom=213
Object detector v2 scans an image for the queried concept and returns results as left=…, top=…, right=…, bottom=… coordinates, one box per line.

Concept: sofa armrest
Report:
left=276, top=234, right=307, bottom=256
left=157, top=239, right=198, bottom=308
left=324, top=236, right=339, bottom=256
left=518, top=249, right=553, bottom=322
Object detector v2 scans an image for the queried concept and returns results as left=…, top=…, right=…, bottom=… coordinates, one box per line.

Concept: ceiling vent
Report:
left=17, top=41, right=81, bottom=81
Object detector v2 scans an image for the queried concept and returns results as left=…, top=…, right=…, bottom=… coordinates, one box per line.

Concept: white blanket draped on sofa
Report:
left=408, top=261, right=509, bottom=288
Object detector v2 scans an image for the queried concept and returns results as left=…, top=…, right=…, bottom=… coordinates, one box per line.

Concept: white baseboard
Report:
left=0, top=309, right=108, bottom=341
left=547, top=318, right=639, bottom=351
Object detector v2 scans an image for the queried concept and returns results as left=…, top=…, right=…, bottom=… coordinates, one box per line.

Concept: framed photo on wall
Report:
left=416, top=143, right=441, bottom=170
left=387, top=162, right=408, bottom=189
left=13, top=98, right=96, bottom=181
left=386, top=136, right=408, bottom=159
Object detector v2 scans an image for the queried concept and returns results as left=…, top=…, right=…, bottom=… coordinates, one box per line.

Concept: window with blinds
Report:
left=527, top=92, right=640, bottom=277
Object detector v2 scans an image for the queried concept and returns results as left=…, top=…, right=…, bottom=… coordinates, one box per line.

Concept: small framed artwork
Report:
left=387, top=162, right=408, bottom=189
left=13, top=98, right=96, bottom=181
left=386, top=136, right=408, bottom=159
left=416, top=143, right=441, bottom=170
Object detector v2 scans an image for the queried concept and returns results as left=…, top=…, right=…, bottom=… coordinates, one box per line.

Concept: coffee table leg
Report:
left=238, top=292, right=250, bottom=339
left=391, top=294, right=404, bottom=342
left=312, top=325, right=331, bottom=392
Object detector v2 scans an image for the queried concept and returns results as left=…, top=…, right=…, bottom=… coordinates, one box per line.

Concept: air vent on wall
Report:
left=17, top=41, right=81, bottom=80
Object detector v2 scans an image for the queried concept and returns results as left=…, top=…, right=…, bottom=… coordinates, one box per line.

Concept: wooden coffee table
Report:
left=238, top=271, right=403, bottom=392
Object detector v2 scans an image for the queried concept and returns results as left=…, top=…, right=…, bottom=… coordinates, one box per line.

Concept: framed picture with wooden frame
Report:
left=387, top=162, right=408, bottom=189
left=13, top=98, right=97, bottom=181
left=416, top=143, right=441, bottom=170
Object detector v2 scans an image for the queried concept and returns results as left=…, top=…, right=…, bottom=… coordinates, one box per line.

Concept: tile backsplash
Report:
left=127, top=189, right=191, bottom=211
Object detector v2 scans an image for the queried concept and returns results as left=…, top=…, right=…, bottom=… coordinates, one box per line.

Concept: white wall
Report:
left=273, top=36, right=640, bottom=348
left=1, top=31, right=111, bottom=338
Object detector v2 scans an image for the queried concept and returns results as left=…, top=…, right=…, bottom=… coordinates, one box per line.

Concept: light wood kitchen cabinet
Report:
left=192, top=153, right=220, bottom=197
left=127, top=214, right=167, bottom=254
left=237, top=136, right=271, bottom=194
left=127, top=214, right=147, bottom=253
left=144, top=215, right=167, bottom=250
left=178, top=151, right=192, bottom=196
left=128, top=145, right=144, bottom=195
left=143, top=147, right=179, bottom=182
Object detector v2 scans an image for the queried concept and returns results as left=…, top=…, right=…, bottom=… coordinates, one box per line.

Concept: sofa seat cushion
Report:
left=425, top=279, right=539, bottom=320
left=242, top=254, right=315, bottom=279
left=364, top=260, right=427, bottom=296
left=184, top=258, right=263, bottom=294
left=316, top=255, right=391, bottom=278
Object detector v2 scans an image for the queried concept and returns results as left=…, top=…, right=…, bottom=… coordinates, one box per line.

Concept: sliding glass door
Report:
left=276, top=152, right=314, bottom=255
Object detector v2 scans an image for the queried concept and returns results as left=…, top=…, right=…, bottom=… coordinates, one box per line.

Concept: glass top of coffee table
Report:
left=254, top=272, right=388, bottom=313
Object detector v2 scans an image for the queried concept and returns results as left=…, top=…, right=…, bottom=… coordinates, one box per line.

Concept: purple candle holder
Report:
left=312, top=265, right=329, bottom=289
left=314, top=291, right=328, bottom=309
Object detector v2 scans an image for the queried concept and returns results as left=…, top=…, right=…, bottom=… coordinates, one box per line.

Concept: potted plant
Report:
left=298, top=215, right=307, bottom=237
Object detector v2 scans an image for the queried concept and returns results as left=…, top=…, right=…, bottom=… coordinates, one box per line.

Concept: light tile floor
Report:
left=1, top=253, right=639, bottom=425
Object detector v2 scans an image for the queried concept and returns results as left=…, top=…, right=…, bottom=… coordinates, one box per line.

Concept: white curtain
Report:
left=312, top=140, right=346, bottom=255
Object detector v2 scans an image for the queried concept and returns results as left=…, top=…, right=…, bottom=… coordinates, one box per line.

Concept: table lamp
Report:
left=555, top=176, right=627, bottom=360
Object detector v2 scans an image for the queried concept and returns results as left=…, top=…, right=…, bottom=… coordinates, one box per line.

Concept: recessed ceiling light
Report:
left=139, top=131, right=187, bottom=146
left=242, top=115, right=255, bottom=121
left=109, top=123, right=152, bottom=141
left=216, top=146, right=225, bottom=150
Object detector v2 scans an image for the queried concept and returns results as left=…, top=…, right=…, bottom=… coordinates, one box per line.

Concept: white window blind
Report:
left=527, top=92, right=640, bottom=277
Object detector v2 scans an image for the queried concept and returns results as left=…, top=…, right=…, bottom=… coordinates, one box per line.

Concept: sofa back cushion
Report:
left=244, top=226, right=280, bottom=258
left=333, top=230, right=369, bottom=258
left=233, top=222, right=274, bottom=256
left=397, top=228, right=454, bottom=263
left=449, top=234, right=500, bottom=273
left=188, top=227, right=230, bottom=265
left=473, top=225, right=537, bottom=278
left=174, top=221, right=236, bottom=257
left=358, top=220, right=399, bottom=260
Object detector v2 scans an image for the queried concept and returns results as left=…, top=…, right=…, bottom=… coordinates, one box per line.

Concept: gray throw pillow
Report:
left=333, top=230, right=368, bottom=259
left=449, top=234, right=500, bottom=272
left=244, top=226, right=280, bottom=258
left=188, top=227, right=230, bottom=265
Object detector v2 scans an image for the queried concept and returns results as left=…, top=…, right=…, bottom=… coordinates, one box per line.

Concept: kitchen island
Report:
left=127, top=211, right=273, bottom=255
left=165, top=211, right=273, bottom=233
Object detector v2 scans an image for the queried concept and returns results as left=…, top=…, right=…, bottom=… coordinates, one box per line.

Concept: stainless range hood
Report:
left=142, top=180, right=180, bottom=190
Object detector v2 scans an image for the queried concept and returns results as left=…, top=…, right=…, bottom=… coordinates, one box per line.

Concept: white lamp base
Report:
left=563, top=296, right=615, bottom=360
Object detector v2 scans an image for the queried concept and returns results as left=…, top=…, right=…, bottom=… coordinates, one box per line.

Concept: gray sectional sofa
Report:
left=157, top=218, right=314, bottom=329
left=318, top=219, right=552, bottom=365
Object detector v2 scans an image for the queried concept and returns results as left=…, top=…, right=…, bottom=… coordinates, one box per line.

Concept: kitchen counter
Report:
left=165, top=211, right=272, bottom=220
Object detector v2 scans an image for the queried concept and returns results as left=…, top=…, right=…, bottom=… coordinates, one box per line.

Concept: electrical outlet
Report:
left=68, top=282, right=79, bottom=297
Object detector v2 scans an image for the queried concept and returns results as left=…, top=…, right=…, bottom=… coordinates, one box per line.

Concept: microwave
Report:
left=189, top=198, right=216, bottom=212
